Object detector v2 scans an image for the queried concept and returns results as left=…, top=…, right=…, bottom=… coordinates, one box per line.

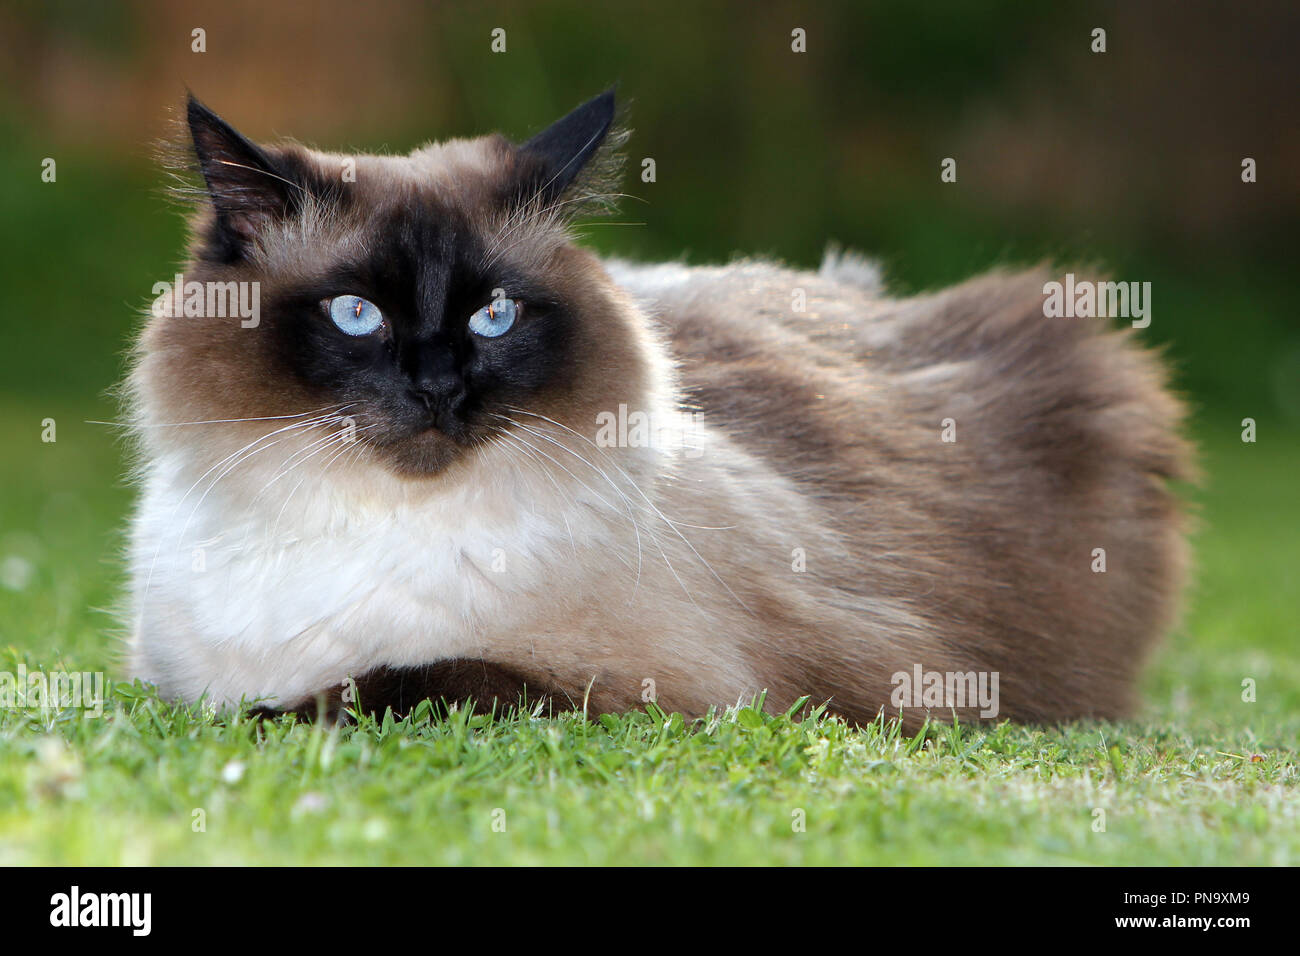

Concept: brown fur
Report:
left=636, top=261, right=1191, bottom=723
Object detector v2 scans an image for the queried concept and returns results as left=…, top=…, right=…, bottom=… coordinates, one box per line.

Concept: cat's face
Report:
left=135, top=92, right=649, bottom=477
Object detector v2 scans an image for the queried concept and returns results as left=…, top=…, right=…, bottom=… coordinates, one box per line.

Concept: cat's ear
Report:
left=518, top=88, right=618, bottom=205
left=185, top=95, right=303, bottom=253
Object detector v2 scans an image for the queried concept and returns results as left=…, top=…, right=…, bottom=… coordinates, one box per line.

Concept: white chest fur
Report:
left=126, top=442, right=621, bottom=709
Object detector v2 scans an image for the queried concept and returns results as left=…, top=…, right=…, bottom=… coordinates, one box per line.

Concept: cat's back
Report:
left=606, top=254, right=1190, bottom=500
left=605, top=254, right=897, bottom=466
left=605, top=252, right=889, bottom=386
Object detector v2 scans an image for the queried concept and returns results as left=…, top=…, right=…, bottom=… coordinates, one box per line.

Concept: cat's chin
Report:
left=372, top=427, right=473, bottom=478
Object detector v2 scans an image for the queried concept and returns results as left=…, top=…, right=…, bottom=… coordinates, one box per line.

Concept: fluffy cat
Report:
left=124, top=90, right=1192, bottom=727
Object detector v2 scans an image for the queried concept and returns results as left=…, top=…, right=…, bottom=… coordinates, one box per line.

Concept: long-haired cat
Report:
left=124, top=90, right=1192, bottom=727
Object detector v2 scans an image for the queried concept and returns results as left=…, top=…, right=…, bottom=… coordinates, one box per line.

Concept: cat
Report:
left=123, top=90, right=1192, bottom=728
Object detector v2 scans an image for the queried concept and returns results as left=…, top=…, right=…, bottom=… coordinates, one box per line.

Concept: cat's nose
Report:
left=404, top=341, right=467, bottom=425
left=409, top=370, right=461, bottom=401
left=409, top=372, right=466, bottom=424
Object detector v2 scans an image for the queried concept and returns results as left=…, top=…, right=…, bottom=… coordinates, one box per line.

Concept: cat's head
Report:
left=134, top=91, right=657, bottom=479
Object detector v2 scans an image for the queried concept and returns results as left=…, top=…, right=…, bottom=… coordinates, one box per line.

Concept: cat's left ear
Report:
left=185, top=95, right=307, bottom=258
left=517, top=88, right=617, bottom=205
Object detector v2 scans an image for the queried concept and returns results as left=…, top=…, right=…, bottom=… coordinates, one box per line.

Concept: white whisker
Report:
left=501, top=406, right=751, bottom=615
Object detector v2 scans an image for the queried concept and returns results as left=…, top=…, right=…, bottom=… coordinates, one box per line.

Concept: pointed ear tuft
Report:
left=519, top=88, right=619, bottom=205
left=185, top=95, right=302, bottom=258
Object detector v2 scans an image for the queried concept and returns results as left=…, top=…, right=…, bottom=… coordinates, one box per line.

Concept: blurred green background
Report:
left=0, top=0, right=1296, bottom=736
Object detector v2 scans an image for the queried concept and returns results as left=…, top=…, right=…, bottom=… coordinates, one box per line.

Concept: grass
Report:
left=2, top=695, right=1296, bottom=866
left=0, top=407, right=1296, bottom=865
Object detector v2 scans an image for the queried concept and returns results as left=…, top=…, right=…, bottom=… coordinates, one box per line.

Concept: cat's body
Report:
left=125, top=93, right=1191, bottom=726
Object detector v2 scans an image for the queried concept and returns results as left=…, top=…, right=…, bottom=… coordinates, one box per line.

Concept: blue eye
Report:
left=328, top=295, right=384, bottom=336
left=468, top=298, right=518, bottom=338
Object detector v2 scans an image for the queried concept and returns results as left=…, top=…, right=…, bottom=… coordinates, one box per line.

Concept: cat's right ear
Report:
left=185, top=95, right=303, bottom=257
left=511, top=89, right=623, bottom=216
